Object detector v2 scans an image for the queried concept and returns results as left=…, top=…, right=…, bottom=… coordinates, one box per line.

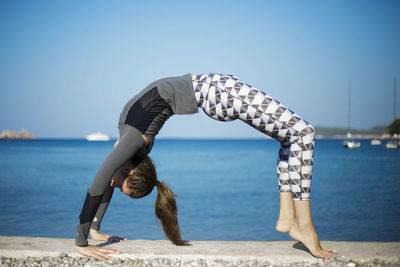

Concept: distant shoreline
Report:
left=2, top=125, right=394, bottom=140
left=315, top=134, right=395, bottom=140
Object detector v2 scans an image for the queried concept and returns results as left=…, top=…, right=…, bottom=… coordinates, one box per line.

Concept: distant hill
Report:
left=314, top=126, right=387, bottom=136
left=0, top=129, right=37, bottom=139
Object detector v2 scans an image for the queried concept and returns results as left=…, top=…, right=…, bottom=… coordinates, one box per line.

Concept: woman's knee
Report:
left=300, top=123, right=315, bottom=146
left=298, top=122, right=315, bottom=141
left=308, top=124, right=315, bottom=138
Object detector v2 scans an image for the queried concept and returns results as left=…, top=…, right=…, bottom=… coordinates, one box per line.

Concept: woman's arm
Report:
left=89, top=160, right=136, bottom=241
left=88, top=185, right=127, bottom=242
left=89, top=184, right=114, bottom=233
left=75, top=125, right=147, bottom=248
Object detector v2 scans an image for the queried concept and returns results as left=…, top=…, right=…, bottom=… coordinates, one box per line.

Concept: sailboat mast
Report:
left=348, top=79, right=352, bottom=132
left=394, top=78, right=397, bottom=120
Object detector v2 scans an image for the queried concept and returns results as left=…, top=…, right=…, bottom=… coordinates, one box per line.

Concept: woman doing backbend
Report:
left=75, top=73, right=333, bottom=260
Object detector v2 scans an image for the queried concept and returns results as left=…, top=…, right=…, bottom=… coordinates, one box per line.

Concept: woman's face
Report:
left=110, top=161, right=136, bottom=196
left=111, top=177, right=132, bottom=196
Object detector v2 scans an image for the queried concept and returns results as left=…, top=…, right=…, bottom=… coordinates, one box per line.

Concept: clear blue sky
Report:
left=1, top=0, right=399, bottom=138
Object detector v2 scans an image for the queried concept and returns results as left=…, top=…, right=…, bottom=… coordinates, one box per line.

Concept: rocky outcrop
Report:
left=0, top=129, right=37, bottom=139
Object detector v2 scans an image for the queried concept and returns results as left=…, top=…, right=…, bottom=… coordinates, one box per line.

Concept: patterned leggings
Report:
left=191, top=73, right=315, bottom=200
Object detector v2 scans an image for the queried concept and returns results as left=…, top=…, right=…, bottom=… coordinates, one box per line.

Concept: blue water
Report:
left=0, top=139, right=399, bottom=242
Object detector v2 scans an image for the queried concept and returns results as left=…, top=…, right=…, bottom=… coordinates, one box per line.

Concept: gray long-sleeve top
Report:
left=119, top=73, right=198, bottom=123
left=75, top=73, right=198, bottom=246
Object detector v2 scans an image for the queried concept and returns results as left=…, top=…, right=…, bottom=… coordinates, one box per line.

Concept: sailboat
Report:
left=344, top=79, right=361, bottom=149
left=386, top=141, right=399, bottom=149
left=344, top=133, right=361, bottom=148
left=385, top=78, right=398, bottom=149
left=386, top=134, right=399, bottom=148
left=370, top=139, right=381, bottom=145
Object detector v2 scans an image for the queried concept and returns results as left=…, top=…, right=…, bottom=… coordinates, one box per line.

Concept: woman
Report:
left=75, top=73, right=333, bottom=260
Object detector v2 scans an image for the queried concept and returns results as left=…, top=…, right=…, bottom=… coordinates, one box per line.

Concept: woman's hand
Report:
left=90, top=229, right=127, bottom=242
left=76, top=245, right=119, bottom=261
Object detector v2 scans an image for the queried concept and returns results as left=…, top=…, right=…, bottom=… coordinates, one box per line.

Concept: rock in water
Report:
left=0, top=129, right=37, bottom=139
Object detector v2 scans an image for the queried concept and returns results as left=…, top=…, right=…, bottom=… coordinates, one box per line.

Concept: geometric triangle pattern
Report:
left=192, top=73, right=315, bottom=200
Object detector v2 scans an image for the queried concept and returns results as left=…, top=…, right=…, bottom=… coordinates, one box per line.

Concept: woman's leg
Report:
left=192, top=73, right=314, bottom=197
left=276, top=134, right=332, bottom=258
left=192, top=73, right=332, bottom=258
left=275, top=141, right=296, bottom=232
left=280, top=116, right=332, bottom=258
left=289, top=200, right=333, bottom=259
left=276, top=192, right=295, bottom=232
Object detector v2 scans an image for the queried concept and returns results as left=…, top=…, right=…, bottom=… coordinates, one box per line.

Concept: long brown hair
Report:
left=125, top=156, right=189, bottom=246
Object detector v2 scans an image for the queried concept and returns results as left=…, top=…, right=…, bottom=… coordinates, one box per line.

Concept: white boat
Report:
left=344, top=132, right=361, bottom=149
left=370, top=139, right=381, bottom=145
left=386, top=141, right=399, bottom=149
left=385, top=80, right=399, bottom=149
left=343, top=82, right=361, bottom=149
left=344, top=140, right=361, bottom=149
left=85, top=132, right=110, bottom=141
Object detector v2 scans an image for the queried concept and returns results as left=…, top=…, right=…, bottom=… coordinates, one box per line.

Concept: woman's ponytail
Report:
left=126, top=156, right=188, bottom=246
left=155, top=181, right=189, bottom=246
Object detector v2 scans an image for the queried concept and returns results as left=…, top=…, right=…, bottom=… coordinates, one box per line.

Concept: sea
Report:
left=0, top=138, right=399, bottom=242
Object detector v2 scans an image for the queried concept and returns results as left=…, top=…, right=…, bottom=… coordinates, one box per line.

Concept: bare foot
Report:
left=275, top=216, right=295, bottom=233
left=288, top=222, right=333, bottom=259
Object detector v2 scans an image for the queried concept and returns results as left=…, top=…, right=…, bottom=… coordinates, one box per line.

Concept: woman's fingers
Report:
left=91, top=247, right=116, bottom=261
left=76, top=245, right=119, bottom=261
left=96, top=247, right=120, bottom=254
left=93, top=250, right=113, bottom=260
left=77, top=246, right=103, bottom=260
left=92, top=252, right=107, bottom=261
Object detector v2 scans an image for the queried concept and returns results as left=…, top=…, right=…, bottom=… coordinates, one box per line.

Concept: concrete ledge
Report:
left=0, top=236, right=399, bottom=266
